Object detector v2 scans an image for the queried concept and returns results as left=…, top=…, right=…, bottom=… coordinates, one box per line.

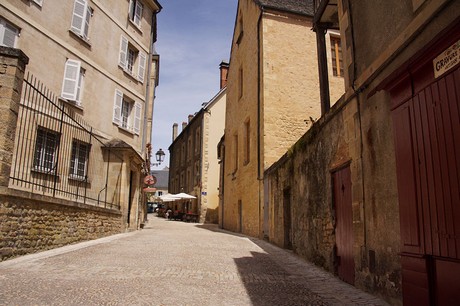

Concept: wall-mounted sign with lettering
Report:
left=433, top=39, right=460, bottom=79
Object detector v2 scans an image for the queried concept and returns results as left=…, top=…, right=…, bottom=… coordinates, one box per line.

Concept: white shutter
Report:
left=133, top=101, right=142, bottom=135
left=32, top=0, right=43, bottom=6
left=1, top=21, right=19, bottom=48
left=83, top=5, right=91, bottom=39
left=134, top=1, right=143, bottom=27
left=119, top=35, right=128, bottom=69
left=113, top=89, right=123, bottom=125
left=71, top=0, right=87, bottom=36
left=137, top=51, right=146, bottom=83
left=61, top=59, right=81, bottom=101
left=128, top=0, right=135, bottom=21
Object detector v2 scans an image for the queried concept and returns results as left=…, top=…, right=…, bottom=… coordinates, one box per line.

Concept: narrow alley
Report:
left=0, top=215, right=388, bottom=306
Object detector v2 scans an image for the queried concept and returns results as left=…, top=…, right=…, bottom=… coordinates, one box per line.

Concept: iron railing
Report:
left=9, top=73, right=124, bottom=209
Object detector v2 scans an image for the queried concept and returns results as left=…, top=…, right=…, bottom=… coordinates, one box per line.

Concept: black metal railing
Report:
left=9, top=73, right=124, bottom=209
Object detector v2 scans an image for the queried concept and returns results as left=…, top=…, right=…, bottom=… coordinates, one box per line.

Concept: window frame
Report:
left=69, top=140, right=90, bottom=180
left=33, top=128, right=60, bottom=174
left=112, top=89, right=142, bottom=135
left=0, top=18, right=20, bottom=48
left=118, top=35, right=147, bottom=83
left=70, top=0, right=92, bottom=41
left=129, top=0, right=144, bottom=29
left=330, top=35, right=343, bottom=77
left=61, top=59, right=85, bottom=106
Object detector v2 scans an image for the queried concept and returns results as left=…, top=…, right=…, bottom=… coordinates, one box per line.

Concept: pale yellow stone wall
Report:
left=223, top=0, right=261, bottom=236
left=261, top=13, right=320, bottom=169
left=223, top=1, right=345, bottom=238
left=201, top=89, right=226, bottom=223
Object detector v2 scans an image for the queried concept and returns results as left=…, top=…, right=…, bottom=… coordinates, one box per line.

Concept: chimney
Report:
left=219, top=61, right=229, bottom=89
left=182, top=121, right=187, bottom=131
left=172, top=123, right=178, bottom=141
left=188, top=114, right=194, bottom=123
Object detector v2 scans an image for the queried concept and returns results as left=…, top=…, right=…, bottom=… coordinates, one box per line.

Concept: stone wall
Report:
left=0, top=187, right=122, bottom=262
left=265, top=91, right=402, bottom=304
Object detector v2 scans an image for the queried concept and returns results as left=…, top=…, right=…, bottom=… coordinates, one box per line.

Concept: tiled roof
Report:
left=255, top=0, right=314, bottom=16
left=151, top=169, right=169, bottom=189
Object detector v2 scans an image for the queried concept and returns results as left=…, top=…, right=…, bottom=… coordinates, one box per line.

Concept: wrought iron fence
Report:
left=9, top=73, right=124, bottom=209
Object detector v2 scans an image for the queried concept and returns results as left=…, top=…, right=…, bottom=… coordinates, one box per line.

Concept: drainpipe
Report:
left=142, top=8, right=161, bottom=154
left=257, top=9, right=263, bottom=237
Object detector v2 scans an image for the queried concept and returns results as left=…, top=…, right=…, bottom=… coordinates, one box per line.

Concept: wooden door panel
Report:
left=333, top=166, right=354, bottom=285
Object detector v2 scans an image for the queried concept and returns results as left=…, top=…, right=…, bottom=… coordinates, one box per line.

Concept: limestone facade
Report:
left=222, top=0, right=344, bottom=237
left=0, top=0, right=162, bottom=231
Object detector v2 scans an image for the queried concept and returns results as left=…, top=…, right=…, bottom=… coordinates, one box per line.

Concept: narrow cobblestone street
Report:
left=0, top=215, right=389, bottom=306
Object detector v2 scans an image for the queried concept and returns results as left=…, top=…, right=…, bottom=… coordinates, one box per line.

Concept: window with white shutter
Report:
left=129, top=0, right=144, bottom=28
left=119, top=35, right=128, bottom=69
left=113, top=89, right=123, bottom=125
left=133, top=101, right=142, bottom=135
left=113, top=89, right=141, bottom=135
left=0, top=18, right=20, bottom=48
left=137, top=52, right=146, bottom=82
left=70, top=0, right=92, bottom=40
left=61, top=59, right=84, bottom=105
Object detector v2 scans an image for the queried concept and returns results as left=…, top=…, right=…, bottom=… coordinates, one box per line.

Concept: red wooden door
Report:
left=333, top=166, right=354, bottom=285
left=390, top=26, right=460, bottom=304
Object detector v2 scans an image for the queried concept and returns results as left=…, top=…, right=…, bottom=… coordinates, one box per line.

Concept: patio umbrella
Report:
left=159, top=194, right=180, bottom=202
left=173, top=192, right=197, bottom=199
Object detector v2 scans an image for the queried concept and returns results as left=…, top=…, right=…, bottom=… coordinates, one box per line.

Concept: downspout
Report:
left=142, top=9, right=160, bottom=153
left=257, top=8, right=263, bottom=237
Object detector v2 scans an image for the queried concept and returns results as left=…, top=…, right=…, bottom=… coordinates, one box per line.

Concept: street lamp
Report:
left=152, top=148, right=165, bottom=166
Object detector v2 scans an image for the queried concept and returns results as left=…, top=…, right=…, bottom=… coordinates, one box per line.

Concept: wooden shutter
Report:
left=119, top=35, right=128, bottom=69
left=134, top=1, right=143, bottom=27
left=113, top=89, right=123, bottom=125
left=138, top=51, right=146, bottom=82
left=71, top=0, right=87, bottom=36
left=133, top=101, right=142, bottom=135
left=61, top=59, right=81, bottom=101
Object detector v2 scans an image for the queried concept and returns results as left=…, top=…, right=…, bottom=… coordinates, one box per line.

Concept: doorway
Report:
left=332, top=165, right=354, bottom=285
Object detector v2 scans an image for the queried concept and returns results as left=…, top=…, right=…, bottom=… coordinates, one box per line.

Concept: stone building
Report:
left=265, top=0, right=460, bottom=304
left=0, top=0, right=161, bottom=260
left=168, top=63, right=228, bottom=223
left=221, top=0, right=344, bottom=237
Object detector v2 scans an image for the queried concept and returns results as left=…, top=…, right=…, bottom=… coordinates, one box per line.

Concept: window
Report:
left=239, top=67, right=244, bottom=99
left=69, top=140, right=90, bottom=179
left=119, top=35, right=147, bottom=82
left=244, top=120, right=250, bottom=165
left=33, top=128, right=60, bottom=173
left=129, top=0, right=144, bottom=28
left=233, top=133, right=239, bottom=172
left=330, top=35, right=343, bottom=77
left=0, top=18, right=19, bottom=48
left=188, top=137, right=192, bottom=160
left=195, top=128, right=201, bottom=154
left=61, top=59, right=85, bottom=105
left=70, top=0, right=92, bottom=41
left=113, top=89, right=142, bottom=135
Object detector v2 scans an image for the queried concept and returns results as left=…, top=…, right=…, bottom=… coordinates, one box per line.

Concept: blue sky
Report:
left=151, top=0, right=238, bottom=170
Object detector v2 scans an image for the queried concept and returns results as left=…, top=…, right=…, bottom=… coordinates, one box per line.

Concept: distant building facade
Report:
left=221, top=0, right=344, bottom=237
left=169, top=63, right=228, bottom=222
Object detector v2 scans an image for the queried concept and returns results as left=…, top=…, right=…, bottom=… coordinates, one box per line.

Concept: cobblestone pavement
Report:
left=0, top=215, right=390, bottom=306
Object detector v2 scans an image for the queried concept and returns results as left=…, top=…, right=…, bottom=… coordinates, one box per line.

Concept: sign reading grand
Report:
left=433, top=39, right=460, bottom=79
